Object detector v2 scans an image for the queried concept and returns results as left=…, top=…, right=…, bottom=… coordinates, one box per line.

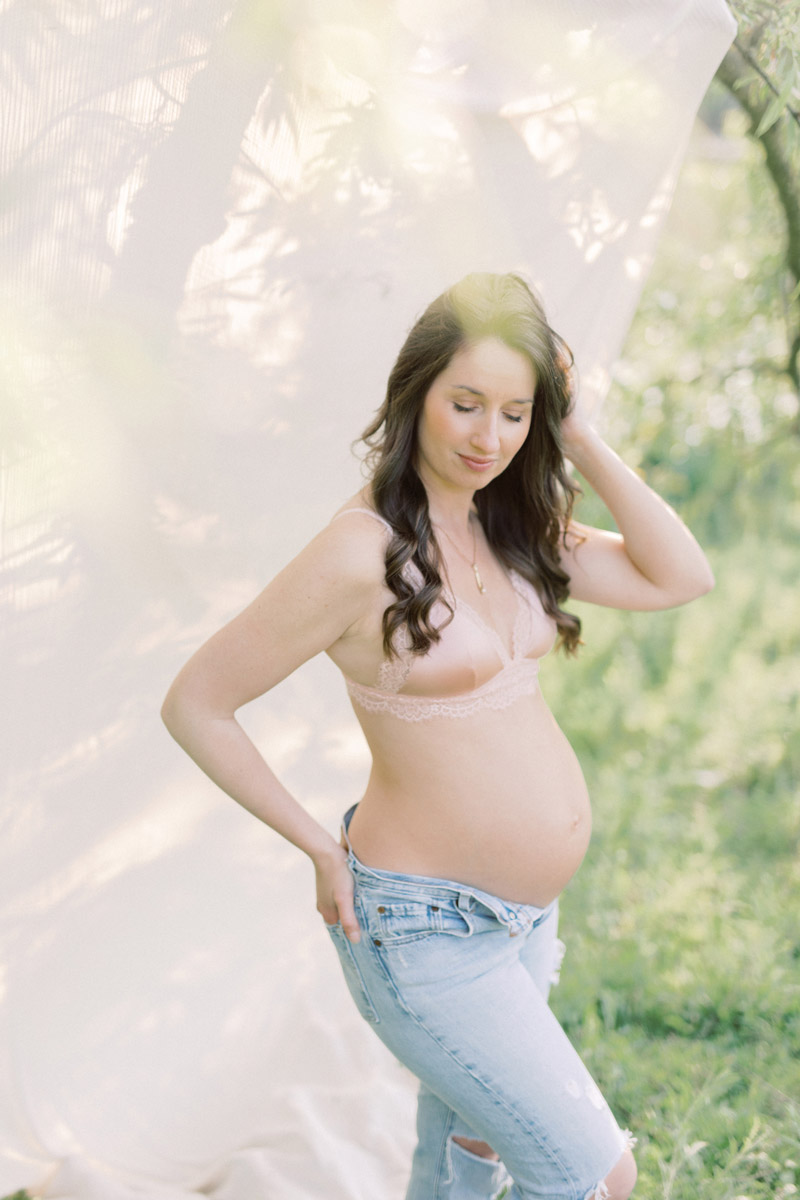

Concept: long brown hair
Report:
left=360, top=272, right=582, bottom=656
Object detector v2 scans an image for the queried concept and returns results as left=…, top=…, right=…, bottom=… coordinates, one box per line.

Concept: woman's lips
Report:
left=459, top=454, right=496, bottom=471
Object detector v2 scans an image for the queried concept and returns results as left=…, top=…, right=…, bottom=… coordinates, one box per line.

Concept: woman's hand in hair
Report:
left=559, top=373, right=594, bottom=459
left=558, top=422, right=714, bottom=610
left=314, top=843, right=361, bottom=942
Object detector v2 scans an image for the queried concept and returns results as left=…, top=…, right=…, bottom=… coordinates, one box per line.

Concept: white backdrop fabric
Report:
left=1, top=2, right=735, bottom=1197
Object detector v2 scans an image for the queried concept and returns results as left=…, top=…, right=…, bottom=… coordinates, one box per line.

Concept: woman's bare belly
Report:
left=346, top=690, right=591, bottom=909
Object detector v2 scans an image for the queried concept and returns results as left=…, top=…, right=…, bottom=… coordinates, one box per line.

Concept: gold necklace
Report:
left=435, top=517, right=486, bottom=594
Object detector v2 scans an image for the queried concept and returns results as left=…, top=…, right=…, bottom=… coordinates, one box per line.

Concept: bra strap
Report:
left=330, top=506, right=392, bottom=532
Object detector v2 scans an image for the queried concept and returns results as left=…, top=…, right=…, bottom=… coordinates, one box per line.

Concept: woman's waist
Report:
left=342, top=803, right=558, bottom=935
left=349, top=771, right=591, bottom=908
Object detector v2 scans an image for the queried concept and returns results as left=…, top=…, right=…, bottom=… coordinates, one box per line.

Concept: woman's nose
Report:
left=472, top=415, right=501, bottom=453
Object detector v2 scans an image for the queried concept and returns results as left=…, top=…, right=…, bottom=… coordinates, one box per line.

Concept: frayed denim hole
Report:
left=446, top=1137, right=509, bottom=1195
left=549, top=937, right=567, bottom=986
left=583, top=1180, right=610, bottom=1200
left=450, top=1137, right=506, bottom=1166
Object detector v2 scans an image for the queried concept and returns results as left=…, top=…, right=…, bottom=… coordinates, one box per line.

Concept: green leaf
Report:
left=756, top=92, right=787, bottom=136
left=777, top=46, right=794, bottom=83
left=731, top=69, right=763, bottom=92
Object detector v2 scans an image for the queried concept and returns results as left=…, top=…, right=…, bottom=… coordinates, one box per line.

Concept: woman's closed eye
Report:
left=452, top=402, right=525, bottom=423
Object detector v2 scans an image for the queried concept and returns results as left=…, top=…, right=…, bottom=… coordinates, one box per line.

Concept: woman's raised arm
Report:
left=558, top=403, right=715, bottom=611
left=160, top=517, right=386, bottom=940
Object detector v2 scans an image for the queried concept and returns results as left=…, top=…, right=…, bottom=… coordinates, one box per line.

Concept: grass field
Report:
left=542, top=551, right=800, bottom=1200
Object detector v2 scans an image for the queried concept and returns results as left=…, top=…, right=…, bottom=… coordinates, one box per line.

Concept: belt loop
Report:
left=340, top=804, right=358, bottom=854
left=457, top=891, right=473, bottom=913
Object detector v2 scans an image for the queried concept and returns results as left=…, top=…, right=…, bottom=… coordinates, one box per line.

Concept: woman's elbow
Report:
left=161, top=672, right=202, bottom=740
left=654, top=558, right=714, bottom=608
left=694, top=559, right=715, bottom=598
left=161, top=666, right=237, bottom=741
left=160, top=681, right=185, bottom=738
left=677, top=560, right=715, bottom=605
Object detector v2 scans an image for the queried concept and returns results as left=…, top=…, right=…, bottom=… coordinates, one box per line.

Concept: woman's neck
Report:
left=422, top=481, right=477, bottom=538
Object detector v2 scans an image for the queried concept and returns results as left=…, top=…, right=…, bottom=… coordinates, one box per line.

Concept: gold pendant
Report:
left=473, top=563, right=486, bottom=594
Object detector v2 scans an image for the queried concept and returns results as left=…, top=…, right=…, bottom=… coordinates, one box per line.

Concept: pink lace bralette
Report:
left=330, top=507, right=557, bottom=721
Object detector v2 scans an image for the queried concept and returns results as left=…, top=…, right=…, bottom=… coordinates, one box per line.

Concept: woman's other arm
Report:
left=558, top=404, right=715, bottom=610
left=161, top=518, right=385, bottom=940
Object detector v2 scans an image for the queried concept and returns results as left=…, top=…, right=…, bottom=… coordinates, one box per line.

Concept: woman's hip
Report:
left=328, top=803, right=564, bottom=1023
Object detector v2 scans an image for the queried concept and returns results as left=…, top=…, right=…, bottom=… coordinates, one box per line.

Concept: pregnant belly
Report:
left=349, top=693, right=592, bottom=908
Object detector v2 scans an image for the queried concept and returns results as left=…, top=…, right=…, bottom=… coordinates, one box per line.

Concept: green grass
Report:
left=537, top=527, right=800, bottom=1199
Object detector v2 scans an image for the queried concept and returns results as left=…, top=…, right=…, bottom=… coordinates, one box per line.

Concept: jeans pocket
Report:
left=367, top=898, right=474, bottom=945
left=327, top=922, right=381, bottom=1024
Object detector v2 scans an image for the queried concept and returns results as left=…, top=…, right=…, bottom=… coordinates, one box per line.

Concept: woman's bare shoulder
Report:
left=330, top=488, right=389, bottom=526
left=325, top=490, right=390, bottom=546
left=309, top=489, right=390, bottom=588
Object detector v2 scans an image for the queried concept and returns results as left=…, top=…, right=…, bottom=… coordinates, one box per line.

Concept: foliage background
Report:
left=543, top=4, right=800, bottom=1197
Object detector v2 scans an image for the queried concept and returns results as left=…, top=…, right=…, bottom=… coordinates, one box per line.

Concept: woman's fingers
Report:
left=315, top=849, right=361, bottom=941
left=332, top=866, right=361, bottom=942
left=336, top=896, right=361, bottom=943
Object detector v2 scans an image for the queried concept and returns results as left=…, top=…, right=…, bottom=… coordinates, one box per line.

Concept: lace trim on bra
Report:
left=330, top=505, right=552, bottom=720
left=345, top=658, right=541, bottom=721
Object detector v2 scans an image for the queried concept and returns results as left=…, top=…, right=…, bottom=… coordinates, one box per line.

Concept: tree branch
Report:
left=732, top=36, right=800, bottom=129
left=716, top=37, right=800, bottom=390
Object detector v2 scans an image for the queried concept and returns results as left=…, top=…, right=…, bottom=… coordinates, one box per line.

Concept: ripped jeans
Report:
left=326, top=806, right=633, bottom=1200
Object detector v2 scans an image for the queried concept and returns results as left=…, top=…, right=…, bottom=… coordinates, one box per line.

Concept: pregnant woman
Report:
left=162, top=272, right=713, bottom=1200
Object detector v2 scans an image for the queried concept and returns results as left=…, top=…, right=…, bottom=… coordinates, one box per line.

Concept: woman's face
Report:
left=415, top=337, right=535, bottom=496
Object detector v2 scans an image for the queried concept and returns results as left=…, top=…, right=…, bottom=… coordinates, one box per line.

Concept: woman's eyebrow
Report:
left=452, top=384, right=534, bottom=404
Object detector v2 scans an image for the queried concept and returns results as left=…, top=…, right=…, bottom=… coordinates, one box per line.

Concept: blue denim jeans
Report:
left=326, top=806, right=632, bottom=1200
